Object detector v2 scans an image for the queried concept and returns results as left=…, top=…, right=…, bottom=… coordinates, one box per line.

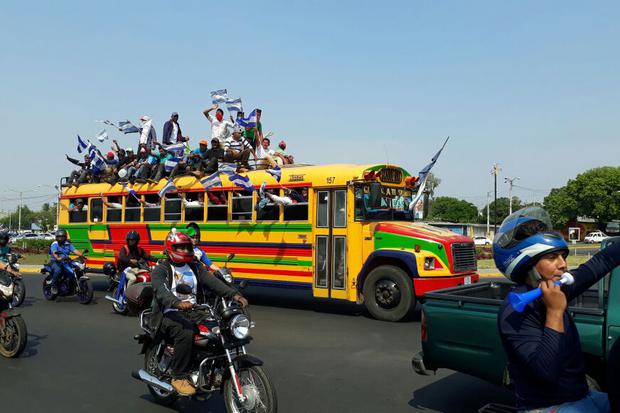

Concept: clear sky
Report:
left=1, top=1, right=618, bottom=212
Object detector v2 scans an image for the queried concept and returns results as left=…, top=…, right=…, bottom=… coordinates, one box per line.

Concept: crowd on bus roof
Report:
left=64, top=105, right=295, bottom=187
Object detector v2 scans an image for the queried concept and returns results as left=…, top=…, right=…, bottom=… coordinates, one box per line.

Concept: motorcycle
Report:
left=41, top=250, right=94, bottom=304
left=132, top=283, right=277, bottom=412
left=4, top=253, right=26, bottom=307
left=0, top=269, right=27, bottom=358
left=105, top=260, right=153, bottom=315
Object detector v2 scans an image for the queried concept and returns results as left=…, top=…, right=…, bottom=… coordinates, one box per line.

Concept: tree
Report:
left=544, top=166, right=620, bottom=228
left=0, top=203, right=58, bottom=231
left=479, top=197, right=523, bottom=225
left=429, top=197, right=479, bottom=223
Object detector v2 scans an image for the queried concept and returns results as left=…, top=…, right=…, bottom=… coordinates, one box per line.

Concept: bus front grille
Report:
left=452, top=243, right=477, bottom=272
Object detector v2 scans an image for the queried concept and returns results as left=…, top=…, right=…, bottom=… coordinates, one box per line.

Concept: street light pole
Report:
left=486, top=190, right=491, bottom=237
left=504, top=176, right=520, bottom=215
left=491, top=163, right=501, bottom=233
left=18, top=191, right=23, bottom=232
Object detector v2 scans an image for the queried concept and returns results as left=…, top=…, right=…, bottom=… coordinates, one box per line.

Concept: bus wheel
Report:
left=363, top=265, right=415, bottom=322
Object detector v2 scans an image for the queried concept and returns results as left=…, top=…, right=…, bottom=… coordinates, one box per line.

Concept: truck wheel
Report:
left=363, top=265, right=415, bottom=322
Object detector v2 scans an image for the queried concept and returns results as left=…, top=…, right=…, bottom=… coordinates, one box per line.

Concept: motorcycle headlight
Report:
left=13, top=263, right=20, bottom=270
left=0, top=283, right=13, bottom=298
left=229, top=314, right=251, bottom=339
left=222, top=272, right=233, bottom=283
left=75, top=262, right=85, bottom=270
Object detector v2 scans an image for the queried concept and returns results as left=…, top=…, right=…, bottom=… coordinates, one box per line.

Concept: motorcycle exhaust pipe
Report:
left=104, top=295, right=124, bottom=306
left=131, top=369, right=175, bottom=393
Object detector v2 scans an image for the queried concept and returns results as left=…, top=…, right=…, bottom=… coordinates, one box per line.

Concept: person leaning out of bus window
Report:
left=255, top=182, right=306, bottom=212
left=495, top=207, right=620, bottom=412
left=68, top=198, right=88, bottom=212
left=100, top=193, right=123, bottom=209
left=182, top=193, right=204, bottom=209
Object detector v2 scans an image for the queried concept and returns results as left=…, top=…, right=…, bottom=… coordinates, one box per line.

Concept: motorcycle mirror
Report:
left=83, top=249, right=90, bottom=255
left=227, top=253, right=235, bottom=262
left=175, top=284, right=192, bottom=295
left=239, top=280, right=248, bottom=290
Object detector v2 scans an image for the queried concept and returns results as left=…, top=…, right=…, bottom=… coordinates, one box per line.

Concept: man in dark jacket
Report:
left=162, top=112, right=189, bottom=145
left=117, top=231, right=157, bottom=287
left=66, top=154, right=93, bottom=186
left=150, top=231, right=248, bottom=396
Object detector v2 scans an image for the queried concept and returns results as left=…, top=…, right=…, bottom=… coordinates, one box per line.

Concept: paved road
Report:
left=0, top=274, right=513, bottom=413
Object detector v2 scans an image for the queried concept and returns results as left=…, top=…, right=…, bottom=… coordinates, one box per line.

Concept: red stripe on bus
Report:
left=229, top=267, right=312, bottom=277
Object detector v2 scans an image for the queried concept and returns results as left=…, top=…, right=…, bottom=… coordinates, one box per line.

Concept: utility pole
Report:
left=491, top=163, right=501, bottom=233
left=486, top=190, right=491, bottom=237
left=18, top=191, right=23, bottom=233
left=504, top=176, right=520, bottom=215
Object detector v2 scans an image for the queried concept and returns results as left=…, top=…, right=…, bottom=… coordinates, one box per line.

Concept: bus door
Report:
left=313, top=188, right=348, bottom=300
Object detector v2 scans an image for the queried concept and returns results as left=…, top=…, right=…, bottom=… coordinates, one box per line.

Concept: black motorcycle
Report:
left=41, top=250, right=93, bottom=304
left=4, top=253, right=26, bottom=307
left=132, top=283, right=277, bottom=412
left=0, top=269, right=27, bottom=358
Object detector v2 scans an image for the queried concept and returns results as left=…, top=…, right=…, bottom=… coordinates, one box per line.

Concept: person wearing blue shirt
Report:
left=495, top=207, right=620, bottom=412
left=185, top=227, right=220, bottom=274
left=47, top=229, right=86, bottom=294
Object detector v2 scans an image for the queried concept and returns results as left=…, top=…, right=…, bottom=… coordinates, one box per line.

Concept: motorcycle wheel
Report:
left=224, top=366, right=278, bottom=413
left=78, top=279, right=94, bottom=304
left=0, top=315, right=28, bottom=358
left=42, top=276, right=57, bottom=301
left=12, top=278, right=26, bottom=307
left=111, top=285, right=128, bottom=315
left=144, top=344, right=178, bottom=406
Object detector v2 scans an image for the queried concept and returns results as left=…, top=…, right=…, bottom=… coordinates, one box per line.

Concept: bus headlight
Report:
left=229, top=314, right=251, bottom=339
left=424, top=257, right=436, bottom=270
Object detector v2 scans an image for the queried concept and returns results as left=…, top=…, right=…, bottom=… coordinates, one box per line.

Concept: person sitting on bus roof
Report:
left=150, top=145, right=174, bottom=183
left=118, top=231, right=158, bottom=288
left=134, top=146, right=157, bottom=184
left=65, top=154, right=93, bottom=187
left=255, top=136, right=278, bottom=170
left=224, top=125, right=256, bottom=172
left=275, top=140, right=294, bottom=165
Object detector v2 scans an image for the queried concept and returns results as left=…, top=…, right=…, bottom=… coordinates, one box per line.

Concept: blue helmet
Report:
left=493, top=207, right=568, bottom=282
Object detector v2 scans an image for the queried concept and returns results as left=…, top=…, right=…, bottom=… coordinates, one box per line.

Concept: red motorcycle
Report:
left=105, top=261, right=154, bottom=315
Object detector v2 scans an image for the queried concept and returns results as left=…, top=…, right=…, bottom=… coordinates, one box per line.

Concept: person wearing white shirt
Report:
left=139, top=115, right=158, bottom=150
left=203, top=104, right=234, bottom=147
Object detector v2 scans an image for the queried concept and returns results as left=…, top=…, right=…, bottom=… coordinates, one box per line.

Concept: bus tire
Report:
left=363, top=265, right=415, bottom=322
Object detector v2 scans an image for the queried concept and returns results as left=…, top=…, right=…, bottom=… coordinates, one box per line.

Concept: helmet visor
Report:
left=494, top=207, right=554, bottom=249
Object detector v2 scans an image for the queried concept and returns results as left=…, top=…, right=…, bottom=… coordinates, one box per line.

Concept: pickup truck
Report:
left=412, top=237, right=620, bottom=391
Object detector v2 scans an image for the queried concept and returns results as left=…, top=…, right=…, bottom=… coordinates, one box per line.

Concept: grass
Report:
left=477, top=254, right=591, bottom=271
left=17, top=253, right=49, bottom=266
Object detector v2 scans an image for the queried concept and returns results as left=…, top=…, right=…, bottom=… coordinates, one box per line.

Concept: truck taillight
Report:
left=421, top=310, right=428, bottom=342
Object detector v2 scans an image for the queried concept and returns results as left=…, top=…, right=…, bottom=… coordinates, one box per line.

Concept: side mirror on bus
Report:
left=369, top=182, right=382, bottom=209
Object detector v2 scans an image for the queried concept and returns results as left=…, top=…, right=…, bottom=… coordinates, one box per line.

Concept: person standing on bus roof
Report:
left=203, top=104, right=234, bottom=147
left=139, top=115, right=158, bottom=150
left=162, top=112, right=189, bottom=145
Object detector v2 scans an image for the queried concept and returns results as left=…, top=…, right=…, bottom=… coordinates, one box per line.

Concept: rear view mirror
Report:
left=369, top=182, right=382, bottom=209
left=227, top=253, right=235, bottom=262
left=83, top=249, right=90, bottom=255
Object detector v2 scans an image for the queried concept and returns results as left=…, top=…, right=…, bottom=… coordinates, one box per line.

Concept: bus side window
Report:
left=231, top=190, right=253, bottom=221
left=69, top=198, right=88, bottom=223
left=144, top=194, right=162, bottom=222
left=207, top=191, right=228, bottom=221
left=164, top=194, right=182, bottom=222
left=125, top=195, right=141, bottom=222
left=284, top=187, right=308, bottom=221
left=106, top=196, right=123, bottom=222
left=256, top=188, right=279, bottom=221
left=184, top=192, right=205, bottom=222
left=90, top=198, right=103, bottom=223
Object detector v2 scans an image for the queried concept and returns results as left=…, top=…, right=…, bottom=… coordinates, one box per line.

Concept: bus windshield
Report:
left=354, top=184, right=416, bottom=221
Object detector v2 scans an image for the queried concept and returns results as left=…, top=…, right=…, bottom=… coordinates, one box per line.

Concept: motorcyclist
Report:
left=495, top=207, right=620, bottom=412
left=150, top=231, right=248, bottom=396
left=117, top=231, right=157, bottom=287
left=0, top=231, right=18, bottom=276
left=185, top=227, right=221, bottom=274
left=47, top=229, right=86, bottom=294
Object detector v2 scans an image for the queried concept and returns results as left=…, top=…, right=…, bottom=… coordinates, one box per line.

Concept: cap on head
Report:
left=279, top=140, right=286, bottom=149
left=140, top=115, right=150, bottom=122
left=199, top=139, right=208, bottom=146
left=233, top=124, right=244, bottom=134
left=171, top=112, right=178, bottom=117
left=107, top=151, right=115, bottom=159
left=125, top=147, right=134, bottom=153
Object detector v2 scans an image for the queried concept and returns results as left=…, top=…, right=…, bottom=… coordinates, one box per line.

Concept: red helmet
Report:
left=165, top=231, right=194, bottom=264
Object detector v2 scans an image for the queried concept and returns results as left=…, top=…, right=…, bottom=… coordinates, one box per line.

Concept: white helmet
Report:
left=118, top=169, right=128, bottom=179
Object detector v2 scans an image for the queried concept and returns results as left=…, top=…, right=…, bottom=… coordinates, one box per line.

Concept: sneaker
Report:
left=171, top=378, right=196, bottom=396
left=260, top=181, right=266, bottom=196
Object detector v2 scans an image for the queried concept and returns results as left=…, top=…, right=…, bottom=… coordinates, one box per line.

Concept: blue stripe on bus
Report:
left=236, top=278, right=313, bottom=290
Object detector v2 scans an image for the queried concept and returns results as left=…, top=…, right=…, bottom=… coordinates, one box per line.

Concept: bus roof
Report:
left=60, top=163, right=412, bottom=198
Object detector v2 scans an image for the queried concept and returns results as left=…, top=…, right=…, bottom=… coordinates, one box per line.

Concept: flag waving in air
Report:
left=77, top=135, right=92, bottom=153
left=409, top=137, right=450, bottom=212
left=200, top=172, right=222, bottom=190
left=211, top=89, right=228, bottom=104
left=225, top=97, right=243, bottom=113
left=158, top=179, right=177, bottom=198
left=118, top=120, right=140, bottom=134
left=227, top=173, right=254, bottom=192
left=96, top=129, right=108, bottom=143
left=236, top=109, right=257, bottom=128
left=121, top=183, right=140, bottom=202
left=266, top=165, right=282, bottom=182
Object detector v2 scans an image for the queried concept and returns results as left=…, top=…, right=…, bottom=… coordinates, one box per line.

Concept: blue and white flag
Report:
left=163, top=142, right=186, bottom=157
left=266, top=165, right=282, bottom=182
left=118, top=120, right=140, bottom=134
left=77, top=135, right=91, bottom=153
left=225, top=97, right=243, bottom=113
left=164, top=157, right=181, bottom=173
left=227, top=173, right=254, bottom=192
left=158, top=179, right=177, bottom=198
left=211, top=89, right=228, bottom=104
left=91, top=150, right=107, bottom=175
left=218, top=163, right=237, bottom=175
left=96, top=129, right=108, bottom=143
left=409, top=137, right=450, bottom=212
left=236, top=109, right=257, bottom=128
left=200, top=172, right=222, bottom=190
left=122, top=183, right=140, bottom=201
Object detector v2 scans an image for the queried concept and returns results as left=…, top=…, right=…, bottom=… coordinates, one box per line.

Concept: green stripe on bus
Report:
left=374, top=231, right=448, bottom=263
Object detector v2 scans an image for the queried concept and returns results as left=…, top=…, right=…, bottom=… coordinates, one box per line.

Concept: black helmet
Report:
left=56, top=229, right=68, bottom=243
left=0, top=231, right=8, bottom=246
left=126, top=231, right=140, bottom=243
left=103, top=262, right=117, bottom=276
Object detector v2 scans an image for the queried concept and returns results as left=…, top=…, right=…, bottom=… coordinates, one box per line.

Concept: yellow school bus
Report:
left=58, top=163, right=478, bottom=321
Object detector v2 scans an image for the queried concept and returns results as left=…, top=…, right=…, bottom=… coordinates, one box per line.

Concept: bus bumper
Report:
left=413, top=273, right=479, bottom=296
